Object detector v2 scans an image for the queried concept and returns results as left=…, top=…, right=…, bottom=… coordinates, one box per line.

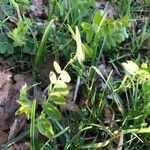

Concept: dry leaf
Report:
left=0, top=131, right=9, bottom=144
left=103, top=106, right=112, bottom=124
left=7, top=142, right=30, bottom=150
left=0, top=68, right=32, bottom=144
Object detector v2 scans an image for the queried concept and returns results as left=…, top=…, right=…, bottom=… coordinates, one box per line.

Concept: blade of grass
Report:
left=30, top=100, right=36, bottom=150
left=33, top=19, right=54, bottom=72
left=9, top=0, right=22, bottom=21
left=79, top=127, right=150, bottom=149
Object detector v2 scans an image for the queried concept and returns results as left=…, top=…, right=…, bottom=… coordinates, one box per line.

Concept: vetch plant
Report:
left=0, top=33, right=14, bottom=54
left=8, top=19, right=32, bottom=47
left=15, top=61, right=71, bottom=149
left=67, top=10, right=130, bottom=109
left=68, top=9, right=129, bottom=86
left=80, top=9, right=129, bottom=65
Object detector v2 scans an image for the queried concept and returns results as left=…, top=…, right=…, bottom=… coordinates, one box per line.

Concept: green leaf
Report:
left=8, top=22, right=25, bottom=47
left=86, top=31, right=94, bottom=43
left=16, top=84, right=32, bottom=118
left=52, top=80, right=69, bottom=96
left=123, top=16, right=129, bottom=27
left=53, top=61, right=62, bottom=74
left=17, top=97, right=32, bottom=109
left=15, top=0, right=30, bottom=8
left=122, top=27, right=129, bottom=38
left=30, top=99, right=36, bottom=150
left=116, top=20, right=122, bottom=29
left=0, top=42, right=7, bottom=54
left=81, top=22, right=91, bottom=31
left=67, top=25, right=76, bottom=40
left=0, top=33, right=8, bottom=42
left=20, top=84, right=28, bottom=97
left=102, top=25, right=108, bottom=35
left=141, top=63, right=148, bottom=69
left=93, top=9, right=101, bottom=25
left=75, top=26, right=85, bottom=64
left=123, top=16, right=129, bottom=22
left=49, top=71, right=57, bottom=84
left=116, top=33, right=123, bottom=43
left=106, top=41, right=111, bottom=49
left=0, top=33, right=14, bottom=54
left=6, top=43, right=14, bottom=54
left=15, top=105, right=27, bottom=115
left=37, top=116, right=54, bottom=138
left=138, top=69, right=150, bottom=79
left=82, top=43, right=93, bottom=58
left=60, top=70, right=71, bottom=83
left=42, top=101, right=62, bottom=120
left=108, top=19, right=115, bottom=30
left=122, top=61, right=139, bottom=75
left=34, top=19, right=54, bottom=71
left=49, top=92, right=65, bottom=105
left=109, top=37, right=116, bottom=47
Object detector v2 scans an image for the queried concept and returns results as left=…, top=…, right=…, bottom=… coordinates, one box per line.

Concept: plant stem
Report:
left=30, top=100, right=36, bottom=150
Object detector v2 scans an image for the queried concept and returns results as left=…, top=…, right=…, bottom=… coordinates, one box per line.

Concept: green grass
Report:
left=0, top=0, right=150, bottom=149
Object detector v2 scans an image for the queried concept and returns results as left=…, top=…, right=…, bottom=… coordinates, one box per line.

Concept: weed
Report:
left=0, top=0, right=150, bottom=149
left=15, top=61, right=72, bottom=148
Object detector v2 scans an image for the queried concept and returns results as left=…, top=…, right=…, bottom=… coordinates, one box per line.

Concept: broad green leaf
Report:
left=37, top=116, right=54, bottom=138
left=53, top=80, right=69, bottom=96
left=75, top=26, right=85, bottom=65
left=49, top=92, right=65, bottom=105
left=93, top=10, right=101, bottom=25
left=17, top=97, right=32, bottom=109
left=17, top=84, right=32, bottom=108
left=122, top=61, right=139, bottom=75
left=53, top=61, right=61, bottom=74
left=86, top=31, right=94, bottom=43
left=49, top=71, right=57, bottom=84
left=42, top=101, right=62, bottom=120
left=81, top=22, right=91, bottom=31
left=60, top=70, right=71, bottom=83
